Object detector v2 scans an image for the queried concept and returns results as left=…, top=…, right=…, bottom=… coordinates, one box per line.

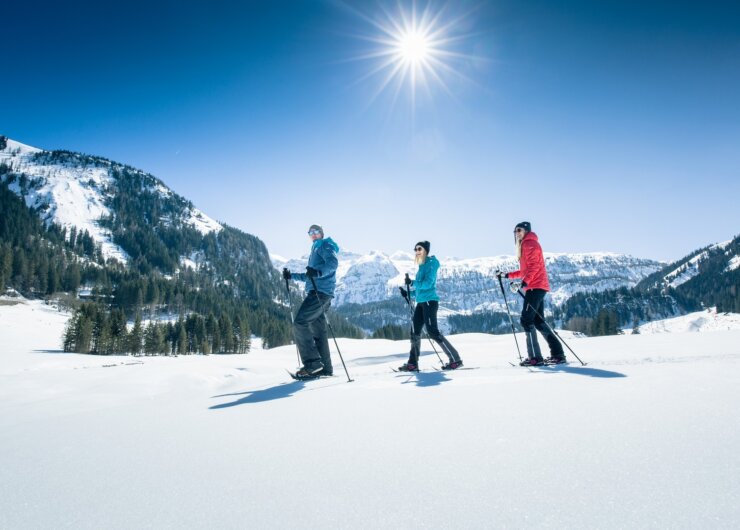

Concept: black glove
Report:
left=495, top=269, right=509, bottom=279
left=282, top=268, right=291, bottom=280
left=399, top=287, right=408, bottom=300
left=404, top=273, right=412, bottom=286
left=306, top=266, right=320, bottom=278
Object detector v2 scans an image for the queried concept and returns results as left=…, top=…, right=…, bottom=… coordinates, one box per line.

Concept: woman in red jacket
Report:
left=500, top=222, right=565, bottom=366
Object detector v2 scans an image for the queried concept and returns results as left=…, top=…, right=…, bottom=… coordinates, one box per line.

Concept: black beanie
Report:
left=415, top=241, right=430, bottom=254
left=514, top=221, right=531, bottom=232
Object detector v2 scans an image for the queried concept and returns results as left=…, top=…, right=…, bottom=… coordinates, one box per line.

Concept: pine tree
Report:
left=219, top=313, right=234, bottom=353
left=91, top=308, right=112, bottom=354
left=177, top=319, right=188, bottom=355
left=234, top=314, right=251, bottom=354
left=128, top=314, right=143, bottom=355
left=143, top=322, right=158, bottom=355
left=206, top=313, right=220, bottom=353
left=0, top=244, right=12, bottom=291
left=109, top=309, right=128, bottom=353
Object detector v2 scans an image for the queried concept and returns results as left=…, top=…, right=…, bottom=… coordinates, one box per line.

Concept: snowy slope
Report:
left=635, top=307, right=740, bottom=334
left=2, top=298, right=739, bottom=529
left=0, top=137, right=222, bottom=263
left=1, top=139, right=129, bottom=262
left=661, top=240, right=733, bottom=289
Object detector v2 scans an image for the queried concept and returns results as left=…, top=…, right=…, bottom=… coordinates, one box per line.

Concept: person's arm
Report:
left=315, top=241, right=338, bottom=276
left=413, top=260, right=439, bottom=291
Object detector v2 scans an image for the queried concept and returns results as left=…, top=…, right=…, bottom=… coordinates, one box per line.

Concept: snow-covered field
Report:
left=2, top=299, right=740, bottom=529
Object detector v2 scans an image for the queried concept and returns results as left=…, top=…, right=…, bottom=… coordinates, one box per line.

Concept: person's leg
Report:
left=406, top=303, right=424, bottom=366
left=520, top=290, right=544, bottom=363
left=423, top=301, right=461, bottom=363
left=293, top=293, right=326, bottom=373
left=309, top=293, right=333, bottom=374
left=532, top=293, right=565, bottom=360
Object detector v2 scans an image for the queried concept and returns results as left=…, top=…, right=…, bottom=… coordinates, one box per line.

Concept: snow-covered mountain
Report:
left=0, top=137, right=221, bottom=267
left=1, top=135, right=289, bottom=347
left=273, top=249, right=663, bottom=312
left=655, top=239, right=737, bottom=289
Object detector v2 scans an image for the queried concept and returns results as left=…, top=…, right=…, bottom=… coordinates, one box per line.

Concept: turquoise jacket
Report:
left=411, top=255, right=440, bottom=303
left=291, top=237, right=339, bottom=296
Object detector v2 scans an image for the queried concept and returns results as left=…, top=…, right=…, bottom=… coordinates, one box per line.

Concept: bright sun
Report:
left=351, top=2, right=475, bottom=109
left=397, top=30, right=431, bottom=64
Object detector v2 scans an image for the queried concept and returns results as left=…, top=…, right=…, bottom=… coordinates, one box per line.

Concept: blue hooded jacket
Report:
left=291, top=237, right=339, bottom=297
left=411, top=255, right=440, bottom=303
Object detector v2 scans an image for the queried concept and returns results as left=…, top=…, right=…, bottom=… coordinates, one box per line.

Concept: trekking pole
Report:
left=516, top=288, right=587, bottom=366
left=309, top=275, right=354, bottom=382
left=282, top=271, right=301, bottom=368
left=403, top=274, right=444, bottom=365
left=497, top=274, right=523, bottom=363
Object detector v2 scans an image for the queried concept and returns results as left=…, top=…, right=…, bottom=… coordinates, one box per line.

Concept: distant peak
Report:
left=0, top=136, right=42, bottom=154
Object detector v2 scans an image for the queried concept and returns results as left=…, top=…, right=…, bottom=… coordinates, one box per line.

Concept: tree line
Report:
left=63, top=303, right=252, bottom=355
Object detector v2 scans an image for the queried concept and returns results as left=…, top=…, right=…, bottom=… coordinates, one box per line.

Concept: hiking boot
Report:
left=544, top=356, right=567, bottom=365
left=295, top=365, right=323, bottom=378
left=318, top=368, right=334, bottom=376
left=397, top=362, right=419, bottom=372
left=520, top=358, right=544, bottom=367
left=442, top=360, right=463, bottom=370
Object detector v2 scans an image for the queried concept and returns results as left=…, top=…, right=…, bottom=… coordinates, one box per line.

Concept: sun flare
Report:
left=350, top=2, right=476, bottom=109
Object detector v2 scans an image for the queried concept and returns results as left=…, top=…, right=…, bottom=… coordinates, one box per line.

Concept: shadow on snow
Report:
left=397, top=370, right=449, bottom=387
left=209, top=380, right=307, bottom=408
left=353, top=350, right=441, bottom=366
left=533, top=365, right=626, bottom=378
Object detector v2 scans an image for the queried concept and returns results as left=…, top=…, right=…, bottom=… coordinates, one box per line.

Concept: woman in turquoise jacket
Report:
left=398, top=241, right=463, bottom=371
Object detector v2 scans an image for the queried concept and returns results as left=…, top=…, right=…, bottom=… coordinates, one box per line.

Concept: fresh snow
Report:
left=727, top=255, right=740, bottom=272
left=184, top=207, right=222, bottom=235
left=634, top=308, right=740, bottom=334
left=1, top=299, right=740, bottom=528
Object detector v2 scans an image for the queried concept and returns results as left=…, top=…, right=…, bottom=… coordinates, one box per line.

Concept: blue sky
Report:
left=3, top=0, right=739, bottom=261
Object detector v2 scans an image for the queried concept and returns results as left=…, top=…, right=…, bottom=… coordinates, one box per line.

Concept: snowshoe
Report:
left=544, top=356, right=567, bottom=365
left=441, top=360, right=464, bottom=370
left=520, top=358, right=545, bottom=367
left=396, top=363, right=419, bottom=372
left=293, top=365, right=324, bottom=379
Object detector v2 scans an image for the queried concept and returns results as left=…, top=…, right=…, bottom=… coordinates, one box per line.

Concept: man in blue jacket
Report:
left=282, top=224, right=339, bottom=378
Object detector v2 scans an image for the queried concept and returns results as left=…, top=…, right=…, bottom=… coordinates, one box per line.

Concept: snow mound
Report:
left=636, top=308, right=740, bottom=334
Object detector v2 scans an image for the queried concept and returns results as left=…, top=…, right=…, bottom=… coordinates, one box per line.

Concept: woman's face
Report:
left=414, top=245, right=427, bottom=260
left=514, top=227, right=527, bottom=242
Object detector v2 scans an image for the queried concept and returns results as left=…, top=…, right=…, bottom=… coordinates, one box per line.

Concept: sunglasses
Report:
left=414, top=247, right=424, bottom=252
left=308, top=229, right=321, bottom=236
left=514, top=228, right=525, bottom=233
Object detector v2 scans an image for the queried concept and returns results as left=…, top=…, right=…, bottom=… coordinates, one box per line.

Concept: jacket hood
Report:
left=313, top=237, right=339, bottom=253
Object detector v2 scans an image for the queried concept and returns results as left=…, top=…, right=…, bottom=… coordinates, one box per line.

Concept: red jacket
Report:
left=507, top=231, right=550, bottom=292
